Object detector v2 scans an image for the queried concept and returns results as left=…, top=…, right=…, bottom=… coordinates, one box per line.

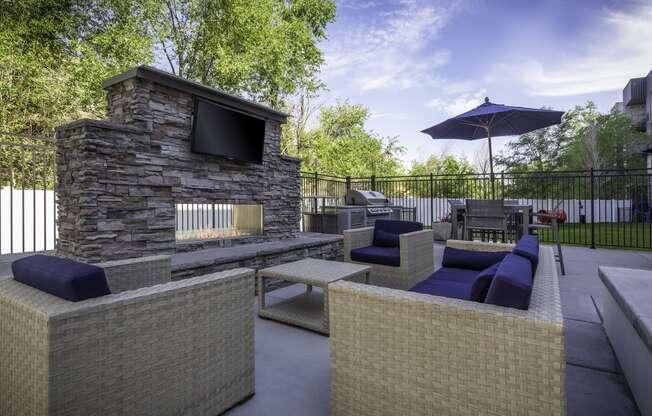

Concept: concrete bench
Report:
left=599, top=266, right=652, bottom=416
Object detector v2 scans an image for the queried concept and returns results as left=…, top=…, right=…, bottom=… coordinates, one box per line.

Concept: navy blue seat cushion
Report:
left=350, top=246, right=401, bottom=267
left=373, top=220, right=423, bottom=248
left=485, top=254, right=533, bottom=310
left=12, top=255, right=110, bottom=302
left=512, top=235, right=539, bottom=273
left=410, top=278, right=474, bottom=300
left=373, top=229, right=400, bottom=248
left=409, top=264, right=500, bottom=302
left=441, top=246, right=508, bottom=271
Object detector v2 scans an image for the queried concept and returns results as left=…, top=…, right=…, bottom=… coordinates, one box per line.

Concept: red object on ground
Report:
left=538, top=210, right=551, bottom=224
left=553, top=208, right=567, bottom=224
left=537, top=208, right=567, bottom=224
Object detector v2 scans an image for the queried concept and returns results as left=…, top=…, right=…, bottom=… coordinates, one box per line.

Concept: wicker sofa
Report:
left=0, top=255, right=255, bottom=416
left=330, top=240, right=565, bottom=416
left=344, top=221, right=434, bottom=290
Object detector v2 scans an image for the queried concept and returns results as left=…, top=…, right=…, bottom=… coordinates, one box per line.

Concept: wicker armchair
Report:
left=330, top=240, right=565, bottom=416
left=0, top=255, right=255, bottom=416
left=344, top=225, right=434, bottom=290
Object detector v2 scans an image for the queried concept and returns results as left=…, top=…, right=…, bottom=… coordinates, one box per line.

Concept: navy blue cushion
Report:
left=472, top=262, right=501, bottom=302
left=350, top=246, right=401, bottom=267
left=485, top=254, right=533, bottom=310
left=441, top=246, right=508, bottom=271
left=410, top=278, right=474, bottom=300
left=513, top=235, right=539, bottom=273
left=429, top=266, right=480, bottom=284
left=373, top=229, right=400, bottom=248
left=374, top=219, right=423, bottom=235
left=12, top=255, right=110, bottom=302
left=409, top=266, right=496, bottom=302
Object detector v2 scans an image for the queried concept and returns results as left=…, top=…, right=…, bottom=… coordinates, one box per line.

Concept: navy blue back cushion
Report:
left=12, top=255, right=111, bottom=302
left=512, top=235, right=539, bottom=273
left=485, top=254, right=533, bottom=310
left=441, top=246, right=509, bottom=271
left=373, top=229, right=400, bottom=248
left=472, top=262, right=501, bottom=302
left=374, top=220, right=423, bottom=235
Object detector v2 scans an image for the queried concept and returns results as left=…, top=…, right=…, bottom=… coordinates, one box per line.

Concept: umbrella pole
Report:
left=486, top=128, right=495, bottom=199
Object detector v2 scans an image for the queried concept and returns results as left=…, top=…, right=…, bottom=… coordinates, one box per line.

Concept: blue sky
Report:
left=316, top=0, right=652, bottom=168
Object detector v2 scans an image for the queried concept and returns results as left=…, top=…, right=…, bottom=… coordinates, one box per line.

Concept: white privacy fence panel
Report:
left=0, top=187, right=57, bottom=254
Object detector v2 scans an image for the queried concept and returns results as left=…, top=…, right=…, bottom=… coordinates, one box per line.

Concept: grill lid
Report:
left=345, top=189, right=389, bottom=205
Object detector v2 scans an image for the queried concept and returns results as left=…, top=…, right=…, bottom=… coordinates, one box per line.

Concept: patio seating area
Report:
left=226, top=243, right=643, bottom=415
left=1, top=65, right=650, bottom=416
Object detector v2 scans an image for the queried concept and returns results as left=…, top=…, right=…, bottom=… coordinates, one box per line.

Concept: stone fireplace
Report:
left=56, top=66, right=300, bottom=263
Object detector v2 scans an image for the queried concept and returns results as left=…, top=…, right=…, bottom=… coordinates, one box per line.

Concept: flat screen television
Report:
left=190, top=98, right=266, bottom=163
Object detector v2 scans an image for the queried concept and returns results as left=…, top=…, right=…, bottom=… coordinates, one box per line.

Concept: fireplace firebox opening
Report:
left=175, top=203, right=263, bottom=241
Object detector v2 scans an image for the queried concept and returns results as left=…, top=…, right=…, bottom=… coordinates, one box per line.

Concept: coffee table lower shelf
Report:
left=258, top=291, right=327, bottom=334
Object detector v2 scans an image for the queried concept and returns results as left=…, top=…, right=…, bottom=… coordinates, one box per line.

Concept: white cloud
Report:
left=492, top=3, right=652, bottom=97
left=322, top=1, right=463, bottom=93
left=427, top=89, right=487, bottom=116
left=370, top=112, right=409, bottom=120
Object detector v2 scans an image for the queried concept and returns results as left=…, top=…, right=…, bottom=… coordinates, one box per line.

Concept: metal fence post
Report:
left=345, top=176, right=351, bottom=190
left=313, top=172, right=318, bottom=213
left=500, top=172, right=505, bottom=199
left=590, top=168, right=595, bottom=249
left=371, top=174, right=376, bottom=191
left=430, top=173, right=434, bottom=226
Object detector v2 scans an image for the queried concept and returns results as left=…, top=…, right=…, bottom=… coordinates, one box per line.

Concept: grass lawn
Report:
left=539, top=222, right=652, bottom=250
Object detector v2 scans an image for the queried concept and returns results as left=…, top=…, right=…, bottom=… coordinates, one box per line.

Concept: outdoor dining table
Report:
left=450, top=202, right=533, bottom=240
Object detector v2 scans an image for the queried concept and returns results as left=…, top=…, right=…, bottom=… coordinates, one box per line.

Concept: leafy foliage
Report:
left=0, top=0, right=154, bottom=134
left=290, top=101, right=406, bottom=177
left=142, top=0, right=336, bottom=108
left=408, top=154, right=475, bottom=176
left=496, top=102, right=649, bottom=173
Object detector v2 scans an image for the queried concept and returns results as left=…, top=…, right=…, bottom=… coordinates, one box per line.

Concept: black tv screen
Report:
left=191, top=98, right=266, bottom=163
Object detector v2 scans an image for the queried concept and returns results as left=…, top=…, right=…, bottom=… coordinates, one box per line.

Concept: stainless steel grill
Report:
left=321, top=190, right=404, bottom=233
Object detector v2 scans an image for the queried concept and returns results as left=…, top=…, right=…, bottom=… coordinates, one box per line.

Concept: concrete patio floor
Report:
left=227, top=244, right=644, bottom=416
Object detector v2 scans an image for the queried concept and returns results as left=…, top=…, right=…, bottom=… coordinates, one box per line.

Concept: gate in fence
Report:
left=0, top=132, right=57, bottom=254
left=301, top=169, right=652, bottom=250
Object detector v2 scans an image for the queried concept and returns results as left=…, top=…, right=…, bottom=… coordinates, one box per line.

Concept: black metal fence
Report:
left=0, top=132, right=57, bottom=254
left=301, top=169, right=652, bottom=250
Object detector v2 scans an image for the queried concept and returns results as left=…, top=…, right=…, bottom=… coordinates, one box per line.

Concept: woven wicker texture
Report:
left=96, top=255, right=171, bottom=293
left=344, top=227, right=434, bottom=290
left=0, top=256, right=255, bottom=416
left=330, top=242, right=565, bottom=416
left=258, top=258, right=370, bottom=334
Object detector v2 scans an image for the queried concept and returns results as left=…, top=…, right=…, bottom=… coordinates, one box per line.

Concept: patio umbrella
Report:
left=421, top=97, right=564, bottom=198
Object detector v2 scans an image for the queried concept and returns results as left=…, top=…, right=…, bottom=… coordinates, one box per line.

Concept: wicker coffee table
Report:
left=257, top=258, right=370, bottom=335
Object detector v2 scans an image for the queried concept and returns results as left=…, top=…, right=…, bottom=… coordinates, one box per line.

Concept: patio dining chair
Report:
left=529, top=210, right=566, bottom=275
left=447, top=199, right=465, bottom=239
left=464, top=199, right=508, bottom=242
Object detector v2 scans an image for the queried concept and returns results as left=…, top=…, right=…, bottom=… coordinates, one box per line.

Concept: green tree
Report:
left=408, top=154, right=475, bottom=176
left=562, top=109, right=649, bottom=170
left=0, top=0, right=154, bottom=134
left=494, top=103, right=601, bottom=172
left=143, top=0, right=336, bottom=108
left=0, top=0, right=153, bottom=187
left=298, top=101, right=405, bottom=177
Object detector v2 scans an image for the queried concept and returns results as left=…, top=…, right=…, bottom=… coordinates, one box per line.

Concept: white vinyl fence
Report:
left=390, top=197, right=633, bottom=226
left=0, top=187, right=57, bottom=254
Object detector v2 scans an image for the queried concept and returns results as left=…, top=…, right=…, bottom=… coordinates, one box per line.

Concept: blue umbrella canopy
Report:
left=421, top=97, right=564, bottom=197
